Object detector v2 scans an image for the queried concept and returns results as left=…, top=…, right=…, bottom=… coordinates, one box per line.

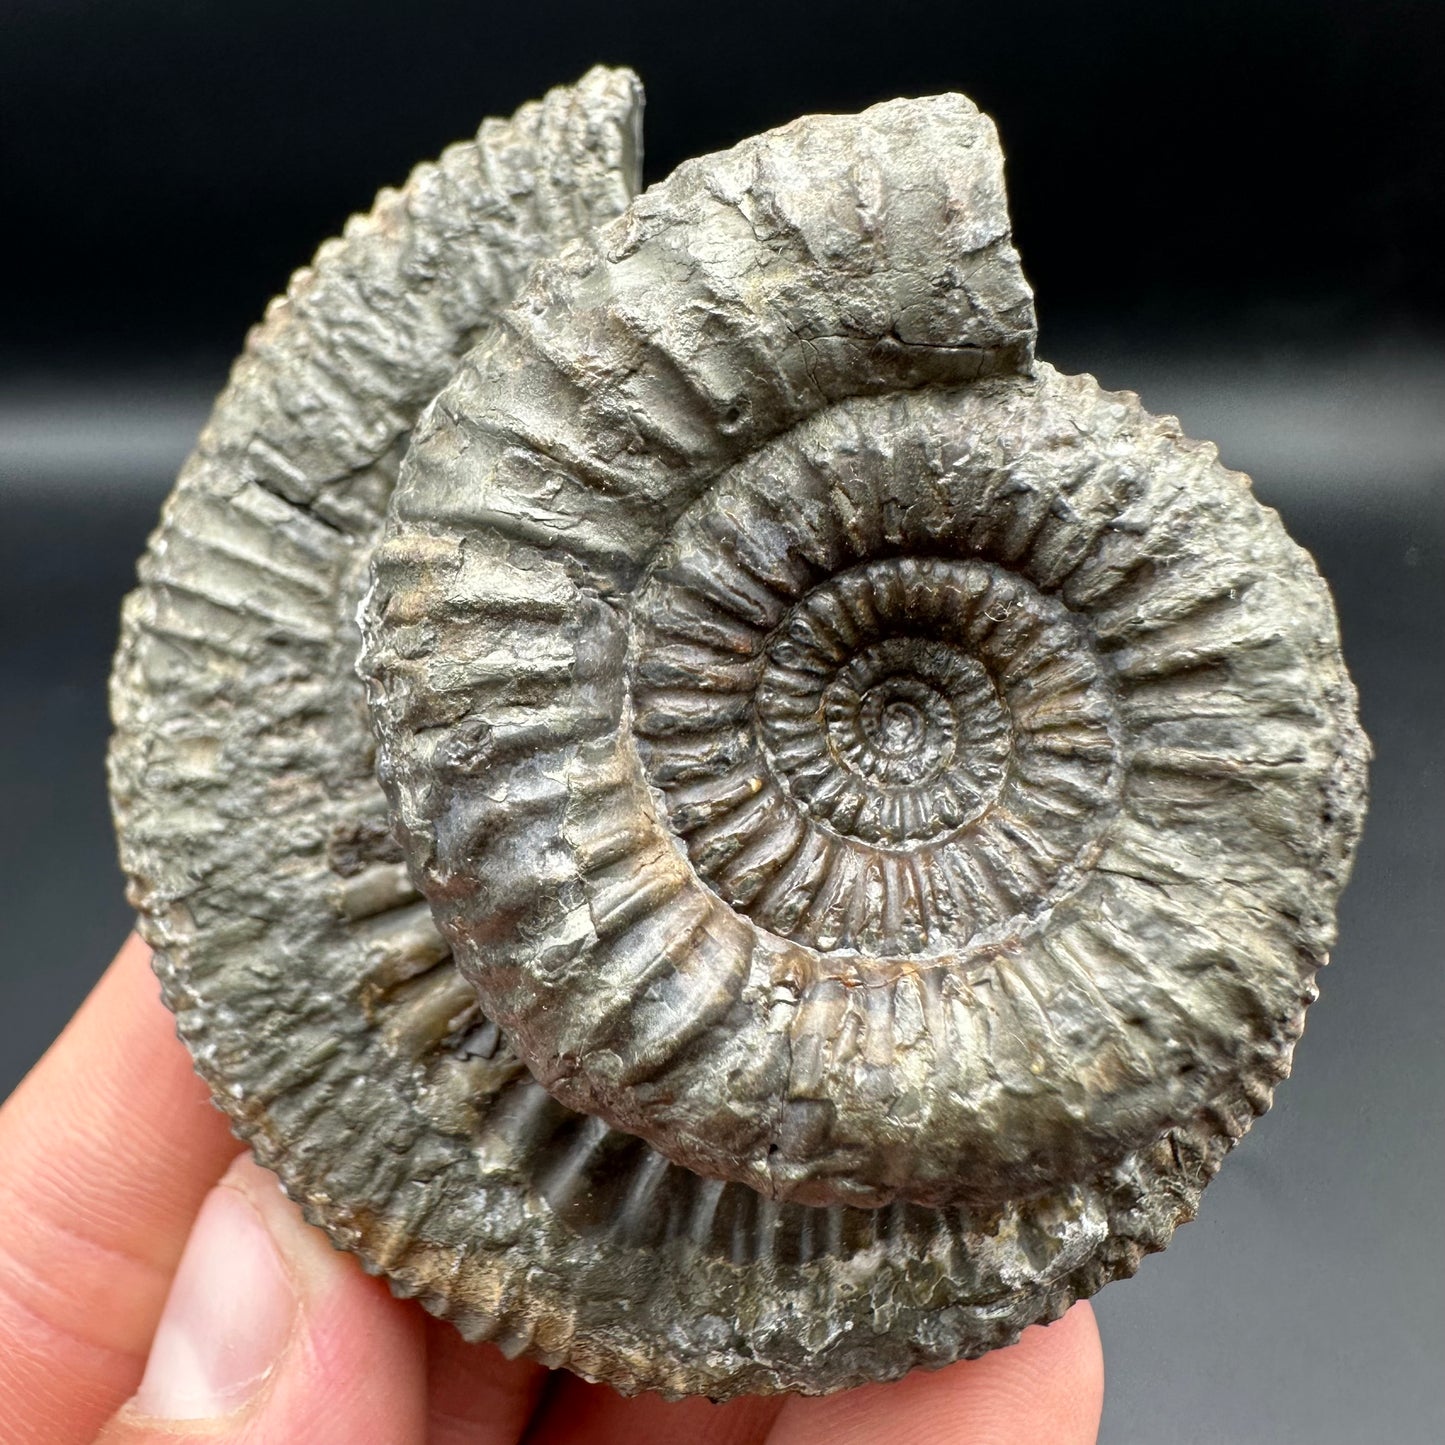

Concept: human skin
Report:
left=0, top=935, right=1103, bottom=1444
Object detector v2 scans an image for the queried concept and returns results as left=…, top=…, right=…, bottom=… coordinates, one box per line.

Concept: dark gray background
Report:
left=3, top=3, right=1442, bottom=1440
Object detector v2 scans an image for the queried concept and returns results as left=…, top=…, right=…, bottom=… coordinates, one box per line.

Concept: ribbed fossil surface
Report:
left=110, top=69, right=1369, bottom=1397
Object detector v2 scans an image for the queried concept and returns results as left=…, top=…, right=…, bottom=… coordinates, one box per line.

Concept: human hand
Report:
left=0, top=935, right=1104, bottom=1444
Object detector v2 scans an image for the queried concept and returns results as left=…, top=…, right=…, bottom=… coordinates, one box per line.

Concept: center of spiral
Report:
left=629, top=540, right=1119, bottom=958
left=870, top=696, right=924, bottom=755
left=848, top=670, right=949, bottom=781
left=761, top=614, right=1011, bottom=847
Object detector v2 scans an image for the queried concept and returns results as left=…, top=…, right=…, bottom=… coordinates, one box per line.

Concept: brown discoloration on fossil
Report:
left=111, top=71, right=1368, bottom=1397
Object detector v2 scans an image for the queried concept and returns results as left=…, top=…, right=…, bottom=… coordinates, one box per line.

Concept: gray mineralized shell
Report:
left=110, top=72, right=1369, bottom=1398
left=359, top=95, right=1368, bottom=1214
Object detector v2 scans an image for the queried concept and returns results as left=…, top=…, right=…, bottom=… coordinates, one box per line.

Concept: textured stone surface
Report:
left=111, top=74, right=1369, bottom=1397
left=361, top=96, right=1367, bottom=1214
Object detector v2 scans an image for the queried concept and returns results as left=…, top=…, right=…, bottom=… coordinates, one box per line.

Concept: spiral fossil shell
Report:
left=109, top=68, right=1368, bottom=1396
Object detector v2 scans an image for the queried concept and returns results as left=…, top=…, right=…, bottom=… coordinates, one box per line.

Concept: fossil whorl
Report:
left=360, top=94, right=1368, bottom=1214
left=108, top=71, right=1369, bottom=1398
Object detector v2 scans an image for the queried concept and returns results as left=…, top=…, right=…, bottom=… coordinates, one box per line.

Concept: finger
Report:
left=424, top=1315, right=549, bottom=1445
left=523, top=1377, right=785, bottom=1445
left=765, top=1302, right=1104, bottom=1445
left=96, top=1152, right=428, bottom=1444
left=0, top=934, right=241, bottom=1442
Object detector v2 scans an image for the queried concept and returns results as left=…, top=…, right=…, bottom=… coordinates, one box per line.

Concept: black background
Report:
left=2, top=3, right=1442, bottom=1442
left=4, top=0, right=1443, bottom=369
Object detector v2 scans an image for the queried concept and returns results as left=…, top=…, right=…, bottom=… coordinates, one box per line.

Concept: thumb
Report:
left=96, top=1153, right=427, bottom=1445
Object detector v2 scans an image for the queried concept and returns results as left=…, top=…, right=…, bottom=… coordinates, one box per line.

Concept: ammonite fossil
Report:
left=109, top=67, right=1369, bottom=1397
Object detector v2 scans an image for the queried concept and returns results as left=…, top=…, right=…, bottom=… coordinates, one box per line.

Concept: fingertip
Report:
left=101, top=1152, right=429, bottom=1445
left=111, top=929, right=157, bottom=979
left=526, top=1375, right=785, bottom=1445
left=766, top=1302, right=1104, bottom=1445
left=129, top=1156, right=298, bottom=1422
left=0, top=933, right=242, bottom=1440
left=238, top=1155, right=431, bottom=1415
left=424, top=1314, right=549, bottom=1445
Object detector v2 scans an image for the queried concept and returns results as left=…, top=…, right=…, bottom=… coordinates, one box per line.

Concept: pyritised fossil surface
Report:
left=109, top=68, right=1369, bottom=1397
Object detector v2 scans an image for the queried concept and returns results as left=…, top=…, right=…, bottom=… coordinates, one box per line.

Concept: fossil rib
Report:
left=360, top=95, right=1367, bottom=1214
left=110, top=72, right=1369, bottom=1397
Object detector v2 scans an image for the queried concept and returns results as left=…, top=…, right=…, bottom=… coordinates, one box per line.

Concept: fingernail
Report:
left=132, top=1178, right=297, bottom=1419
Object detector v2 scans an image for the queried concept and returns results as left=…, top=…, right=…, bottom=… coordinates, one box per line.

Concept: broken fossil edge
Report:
left=108, top=67, right=1369, bottom=1397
